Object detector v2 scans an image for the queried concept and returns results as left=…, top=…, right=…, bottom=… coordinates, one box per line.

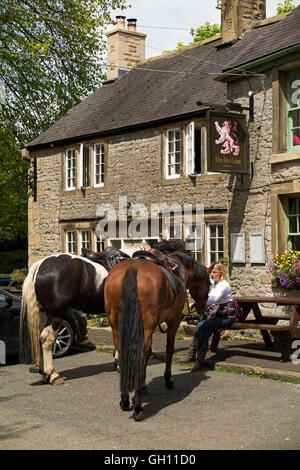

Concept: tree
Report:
left=277, top=0, right=295, bottom=14
left=0, top=0, right=126, bottom=243
left=0, top=0, right=126, bottom=141
left=163, top=21, right=220, bottom=54
left=190, top=22, right=221, bottom=43
left=0, top=120, right=28, bottom=241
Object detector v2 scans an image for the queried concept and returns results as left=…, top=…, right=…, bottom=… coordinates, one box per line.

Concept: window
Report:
left=286, top=68, right=300, bottom=151
left=66, top=149, right=76, bottom=190
left=166, top=129, right=181, bottom=179
left=285, top=195, right=300, bottom=250
left=95, top=234, right=105, bottom=252
left=66, top=231, right=77, bottom=254
left=80, top=144, right=90, bottom=188
left=185, top=224, right=203, bottom=262
left=80, top=230, right=91, bottom=251
left=207, top=224, right=224, bottom=265
left=94, top=143, right=105, bottom=187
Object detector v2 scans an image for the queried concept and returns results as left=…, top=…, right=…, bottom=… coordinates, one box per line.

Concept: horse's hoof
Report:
left=134, top=411, right=145, bottom=422
left=120, top=400, right=131, bottom=411
left=51, top=376, right=65, bottom=385
left=41, top=374, right=51, bottom=384
left=165, top=380, right=174, bottom=389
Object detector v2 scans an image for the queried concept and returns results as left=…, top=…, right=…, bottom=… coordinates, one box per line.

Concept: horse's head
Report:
left=172, top=251, right=210, bottom=315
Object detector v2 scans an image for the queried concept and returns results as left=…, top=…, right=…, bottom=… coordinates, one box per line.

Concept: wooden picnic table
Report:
left=210, top=296, right=300, bottom=362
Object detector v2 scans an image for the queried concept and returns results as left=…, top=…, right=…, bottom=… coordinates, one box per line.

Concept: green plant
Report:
left=11, top=268, right=27, bottom=283
left=277, top=0, right=295, bottom=14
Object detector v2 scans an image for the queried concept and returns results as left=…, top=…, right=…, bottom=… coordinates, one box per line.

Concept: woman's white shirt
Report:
left=207, top=279, right=233, bottom=305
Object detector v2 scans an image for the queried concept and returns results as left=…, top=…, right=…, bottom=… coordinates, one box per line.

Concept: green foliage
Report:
left=0, top=0, right=126, bottom=243
left=0, top=121, right=28, bottom=241
left=277, top=0, right=295, bottom=14
left=11, top=268, right=27, bottom=283
left=164, top=21, right=220, bottom=54
left=190, top=22, right=221, bottom=43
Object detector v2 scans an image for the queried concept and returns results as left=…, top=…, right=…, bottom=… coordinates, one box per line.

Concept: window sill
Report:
left=160, top=173, right=228, bottom=186
left=270, top=150, right=300, bottom=164
left=62, top=185, right=108, bottom=195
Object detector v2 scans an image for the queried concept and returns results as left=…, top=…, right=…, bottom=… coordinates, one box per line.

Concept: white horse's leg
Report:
left=40, top=325, right=64, bottom=385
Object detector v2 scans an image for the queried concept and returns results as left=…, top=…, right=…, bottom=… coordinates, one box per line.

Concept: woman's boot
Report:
left=191, top=333, right=209, bottom=372
left=179, top=333, right=197, bottom=363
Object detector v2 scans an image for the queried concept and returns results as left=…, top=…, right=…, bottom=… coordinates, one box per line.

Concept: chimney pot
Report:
left=116, top=15, right=126, bottom=29
left=127, top=18, right=137, bottom=31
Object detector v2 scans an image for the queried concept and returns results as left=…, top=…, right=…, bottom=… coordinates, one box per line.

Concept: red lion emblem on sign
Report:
left=214, top=120, right=240, bottom=157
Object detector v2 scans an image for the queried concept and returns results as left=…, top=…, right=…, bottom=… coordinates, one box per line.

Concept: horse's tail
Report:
left=119, top=266, right=144, bottom=395
left=19, top=261, right=42, bottom=364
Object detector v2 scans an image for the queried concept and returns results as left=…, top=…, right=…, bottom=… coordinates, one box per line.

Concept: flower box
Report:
left=268, top=250, right=300, bottom=295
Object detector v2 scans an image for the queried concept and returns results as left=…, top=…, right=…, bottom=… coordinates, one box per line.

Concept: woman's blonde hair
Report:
left=208, top=262, right=226, bottom=280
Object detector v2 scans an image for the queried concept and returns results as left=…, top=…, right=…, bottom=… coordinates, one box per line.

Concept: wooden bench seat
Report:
left=231, top=322, right=291, bottom=331
left=210, top=296, right=300, bottom=362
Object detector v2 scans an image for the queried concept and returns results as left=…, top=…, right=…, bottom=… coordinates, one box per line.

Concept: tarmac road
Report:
left=1, top=348, right=300, bottom=451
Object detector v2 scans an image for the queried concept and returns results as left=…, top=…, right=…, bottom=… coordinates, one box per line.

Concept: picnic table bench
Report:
left=210, top=296, right=300, bottom=362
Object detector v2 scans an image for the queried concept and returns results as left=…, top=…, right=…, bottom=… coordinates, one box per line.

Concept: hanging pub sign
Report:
left=207, top=111, right=247, bottom=174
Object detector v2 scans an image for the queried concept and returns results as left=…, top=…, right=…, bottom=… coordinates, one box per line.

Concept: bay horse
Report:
left=19, top=248, right=130, bottom=385
left=104, top=242, right=210, bottom=421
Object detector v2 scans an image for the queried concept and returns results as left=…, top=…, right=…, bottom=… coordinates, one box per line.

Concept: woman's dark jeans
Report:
left=196, top=316, right=234, bottom=342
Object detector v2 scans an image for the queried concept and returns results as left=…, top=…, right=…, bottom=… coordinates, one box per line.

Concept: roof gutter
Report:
left=22, top=107, right=211, bottom=154
left=214, top=44, right=300, bottom=83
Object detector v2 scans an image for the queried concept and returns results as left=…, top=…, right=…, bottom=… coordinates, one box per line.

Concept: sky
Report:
left=108, top=0, right=300, bottom=59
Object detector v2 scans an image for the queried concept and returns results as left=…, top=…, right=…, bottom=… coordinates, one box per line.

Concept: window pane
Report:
left=219, top=238, right=224, bottom=252
left=210, top=226, right=216, bottom=238
left=218, top=225, right=223, bottom=237
left=210, top=238, right=216, bottom=251
left=288, top=235, right=300, bottom=250
left=211, top=252, right=216, bottom=263
left=288, top=197, right=297, bottom=215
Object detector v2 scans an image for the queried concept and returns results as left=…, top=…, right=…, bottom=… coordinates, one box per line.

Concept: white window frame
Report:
left=94, top=143, right=105, bottom=187
left=185, top=122, right=195, bottom=176
left=66, top=230, right=77, bottom=254
left=207, top=223, right=224, bottom=266
left=66, top=148, right=76, bottom=190
left=166, top=128, right=181, bottom=180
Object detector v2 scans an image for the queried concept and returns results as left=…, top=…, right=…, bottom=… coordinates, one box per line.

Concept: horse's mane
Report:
left=148, top=239, right=187, bottom=254
left=172, top=251, right=208, bottom=281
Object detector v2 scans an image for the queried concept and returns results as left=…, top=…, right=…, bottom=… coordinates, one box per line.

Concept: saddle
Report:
left=132, top=248, right=185, bottom=295
left=82, top=247, right=130, bottom=271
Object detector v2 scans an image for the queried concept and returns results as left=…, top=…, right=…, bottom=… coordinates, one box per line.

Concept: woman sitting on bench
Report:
left=180, top=262, right=240, bottom=371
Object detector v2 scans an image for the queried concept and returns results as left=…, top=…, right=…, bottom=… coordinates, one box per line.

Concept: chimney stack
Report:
left=106, top=17, right=146, bottom=82
left=221, top=0, right=266, bottom=43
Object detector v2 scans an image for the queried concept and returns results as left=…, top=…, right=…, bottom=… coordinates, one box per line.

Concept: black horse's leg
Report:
left=132, top=389, right=145, bottom=421
left=164, top=323, right=178, bottom=389
left=120, top=392, right=130, bottom=411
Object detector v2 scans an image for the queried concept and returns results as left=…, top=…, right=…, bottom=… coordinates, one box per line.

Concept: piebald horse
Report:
left=19, top=248, right=130, bottom=385
left=104, top=243, right=210, bottom=421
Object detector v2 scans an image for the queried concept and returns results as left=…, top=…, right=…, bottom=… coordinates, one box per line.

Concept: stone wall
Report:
left=227, top=72, right=274, bottom=297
